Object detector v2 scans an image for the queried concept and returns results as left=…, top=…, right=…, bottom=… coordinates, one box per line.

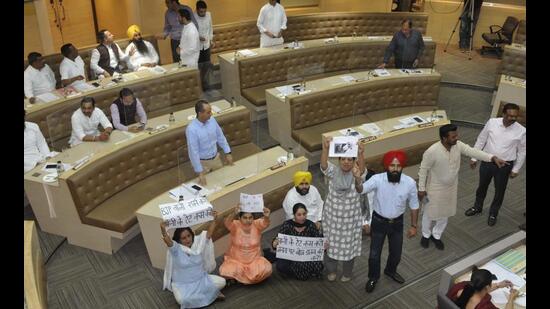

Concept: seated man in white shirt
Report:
left=110, top=88, right=147, bottom=132
left=125, top=25, right=160, bottom=72
left=59, top=43, right=87, bottom=88
left=282, top=171, right=324, bottom=229
left=24, top=109, right=55, bottom=173
left=24, top=52, right=57, bottom=104
left=69, top=96, right=113, bottom=147
left=90, top=29, right=133, bottom=78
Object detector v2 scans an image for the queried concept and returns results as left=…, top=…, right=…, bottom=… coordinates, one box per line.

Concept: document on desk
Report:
left=494, top=249, right=526, bottom=274
left=398, top=116, right=427, bottom=127
left=276, top=85, right=295, bottom=97
left=340, top=75, right=356, bottom=83
left=36, top=92, right=60, bottom=103
left=374, top=69, right=391, bottom=77
left=483, top=260, right=525, bottom=288
left=237, top=49, right=257, bottom=57
left=360, top=123, right=383, bottom=136
left=149, top=66, right=167, bottom=75
left=73, top=83, right=97, bottom=93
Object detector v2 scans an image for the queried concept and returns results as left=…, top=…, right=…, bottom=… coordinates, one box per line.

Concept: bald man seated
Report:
left=282, top=170, right=324, bottom=229
left=125, top=25, right=160, bottom=72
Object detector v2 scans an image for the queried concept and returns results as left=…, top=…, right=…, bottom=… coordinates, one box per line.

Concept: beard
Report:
left=387, top=171, right=402, bottom=183
left=133, top=38, right=149, bottom=55
left=296, top=186, right=310, bottom=196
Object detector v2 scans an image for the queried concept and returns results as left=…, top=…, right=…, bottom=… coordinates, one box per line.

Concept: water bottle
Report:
left=169, top=112, right=175, bottom=123
left=430, top=108, right=438, bottom=123
left=287, top=147, right=294, bottom=161
left=231, top=97, right=237, bottom=108
left=346, top=129, right=351, bottom=136
left=178, top=195, right=184, bottom=203
left=334, top=34, right=339, bottom=43
left=56, top=160, right=64, bottom=176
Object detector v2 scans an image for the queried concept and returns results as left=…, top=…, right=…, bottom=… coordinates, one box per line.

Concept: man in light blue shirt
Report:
left=186, top=100, right=233, bottom=185
left=353, top=150, right=419, bottom=293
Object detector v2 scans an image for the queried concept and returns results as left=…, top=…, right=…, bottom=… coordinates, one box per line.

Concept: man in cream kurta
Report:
left=257, top=0, right=287, bottom=47
left=177, top=8, right=200, bottom=68
left=418, top=124, right=507, bottom=250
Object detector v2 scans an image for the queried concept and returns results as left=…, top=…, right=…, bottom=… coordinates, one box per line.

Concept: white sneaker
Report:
left=340, top=276, right=351, bottom=282
left=327, top=273, right=337, bottom=281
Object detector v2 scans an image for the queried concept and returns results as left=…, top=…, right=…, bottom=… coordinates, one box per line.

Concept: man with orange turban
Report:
left=353, top=150, right=419, bottom=293
left=282, top=171, right=324, bottom=229
left=125, top=25, right=160, bottom=72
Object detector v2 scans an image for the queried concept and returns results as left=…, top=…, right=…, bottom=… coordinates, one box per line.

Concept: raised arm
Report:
left=206, top=210, right=218, bottom=239
left=320, top=135, right=332, bottom=171
left=224, top=205, right=239, bottom=230
left=160, top=221, right=174, bottom=247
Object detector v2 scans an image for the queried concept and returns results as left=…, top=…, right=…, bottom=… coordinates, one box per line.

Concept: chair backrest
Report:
left=502, top=16, right=520, bottom=42
left=513, top=20, right=526, bottom=45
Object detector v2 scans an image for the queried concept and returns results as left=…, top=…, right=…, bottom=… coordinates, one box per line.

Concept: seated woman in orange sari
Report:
left=219, top=205, right=273, bottom=284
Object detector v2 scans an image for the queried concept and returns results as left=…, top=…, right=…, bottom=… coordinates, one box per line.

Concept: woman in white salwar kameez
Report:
left=161, top=211, right=226, bottom=308
left=320, top=136, right=367, bottom=282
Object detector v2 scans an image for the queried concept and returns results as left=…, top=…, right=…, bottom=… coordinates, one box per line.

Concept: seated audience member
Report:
left=186, top=100, right=233, bottom=186
left=272, top=203, right=324, bottom=280
left=90, top=29, right=133, bottom=78
left=125, top=25, right=160, bottom=71
left=24, top=109, right=55, bottom=173
left=69, top=97, right=113, bottom=147
left=447, top=267, right=519, bottom=309
left=110, top=88, right=147, bottom=132
left=59, top=43, right=87, bottom=88
left=24, top=52, right=56, bottom=103
left=282, top=171, right=324, bottom=229
left=219, top=206, right=273, bottom=284
left=161, top=212, right=226, bottom=308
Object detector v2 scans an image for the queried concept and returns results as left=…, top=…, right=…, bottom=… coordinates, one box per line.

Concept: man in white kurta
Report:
left=177, top=9, right=200, bottom=68
left=282, top=171, right=324, bottom=227
left=59, top=43, right=87, bottom=88
left=257, top=0, right=287, bottom=48
left=24, top=110, right=55, bottom=173
left=418, top=124, right=507, bottom=250
left=125, top=25, right=160, bottom=72
left=24, top=52, right=56, bottom=104
left=69, top=97, right=113, bottom=147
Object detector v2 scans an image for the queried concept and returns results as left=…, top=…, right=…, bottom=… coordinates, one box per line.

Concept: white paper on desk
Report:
left=400, top=69, right=423, bottom=74
left=169, top=185, right=198, bottom=201
left=360, top=123, right=383, bottom=136
left=339, top=128, right=364, bottom=139
left=149, top=66, right=167, bottom=74
left=340, top=75, right=356, bottom=83
left=367, top=36, right=386, bottom=40
left=36, top=92, right=60, bottom=103
left=211, top=105, right=222, bottom=113
left=374, top=69, right=390, bottom=76
left=159, top=197, right=214, bottom=229
left=276, top=85, right=294, bottom=96
left=329, top=136, right=358, bottom=158
left=490, top=288, right=509, bottom=304
left=240, top=193, right=264, bottom=213
left=392, top=124, right=408, bottom=130
left=73, top=83, right=97, bottom=92
left=483, top=261, right=525, bottom=288
left=398, top=116, right=426, bottom=127
left=237, top=49, right=257, bottom=57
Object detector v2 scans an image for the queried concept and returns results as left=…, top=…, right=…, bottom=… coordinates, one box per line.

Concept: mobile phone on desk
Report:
left=45, top=163, right=58, bottom=169
left=413, top=117, right=423, bottom=123
left=191, top=184, right=203, bottom=191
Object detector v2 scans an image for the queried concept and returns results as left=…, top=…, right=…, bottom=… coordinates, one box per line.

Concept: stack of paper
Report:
left=149, top=66, right=167, bottom=74
left=36, top=92, right=60, bottom=103
left=73, top=83, right=97, bottom=92
left=276, top=85, right=295, bottom=96
left=237, top=49, right=257, bottom=57
left=360, top=123, right=383, bottom=136
left=374, top=69, right=391, bottom=76
left=340, top=75, right=356, bottom=83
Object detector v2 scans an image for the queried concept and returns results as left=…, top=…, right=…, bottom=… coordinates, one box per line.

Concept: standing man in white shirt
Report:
left=69, top=97, right=113, bottom=147
left=257, top=0, right=287, bottom=48
left=90, top=29, right=132, bottom=78
left=177, top=9, right=200, bottom=68
left=353, top=150, right=419, bottom=293
left=418, top=124, right=507, bottom=250
left=59, top=43, right=87, bottom=88
left=24, top=52, right=56, bottom=104
left=194, top=0, right=214, bottom=90
left=125, top=25, right=160, bottom=72
left=282, top=171, right=324, bottom=229
left=465, top=103, right=526, bottom=226
left=24, top=109, right=55, bottom=173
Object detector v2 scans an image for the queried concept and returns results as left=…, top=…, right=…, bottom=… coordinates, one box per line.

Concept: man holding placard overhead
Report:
left=354, top=150, right=419, bottom=293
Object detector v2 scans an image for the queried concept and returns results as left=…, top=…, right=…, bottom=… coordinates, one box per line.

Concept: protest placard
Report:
left=159, top=196, right=213, bottom=229
left=275, top=233, right=326, bottom=262
left=329, top=136, right=358, bottom=158
left=239, top=193, right=264, bottom=213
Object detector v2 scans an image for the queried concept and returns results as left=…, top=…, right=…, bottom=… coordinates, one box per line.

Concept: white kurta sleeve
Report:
left=71, top=114, right=86, bottom=141
left=281, top=190, right=294, bottom=220
left=124, top=43, right=138, bottom=71
left=98, top=109, right=113, bottom=129
left=471, top=120, right=491, bottom=162
left=313, top=189, right=324, bottom=222
left=418, top=147, right=435, bottom=192
left=24, top=70, right=34, bottom=98
left=90, top=49, right=104, bottom=74
left=148, top=41, right=160, bottom=64
left=279, top=6, right=287, bottom=30
left=459, top=141, right=493, bottom=162
left=512, top=132, right=526, bottom=173
left=257, top=6, right=267, bottom=33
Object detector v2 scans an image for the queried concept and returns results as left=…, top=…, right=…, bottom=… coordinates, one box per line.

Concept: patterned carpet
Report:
left=24, top=43, right=525, bottom=309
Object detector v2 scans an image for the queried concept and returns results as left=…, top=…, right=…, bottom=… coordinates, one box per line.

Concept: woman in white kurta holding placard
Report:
left=177, top=9, right=200, bottom=68
left=418, top=124, right=507, bottom=250
left=257, top=0, right=287, bottom=47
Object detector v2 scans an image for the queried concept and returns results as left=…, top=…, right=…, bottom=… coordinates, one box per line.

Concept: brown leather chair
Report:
left=481, top=16, right=519, bottom=58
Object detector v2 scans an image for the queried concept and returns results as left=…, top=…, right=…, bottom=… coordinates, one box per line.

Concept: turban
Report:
left=127, top=24, right=141, bottom=40
left=293, top=171, right=312, bottom=187
left=382, top=150, right=407, bottom=169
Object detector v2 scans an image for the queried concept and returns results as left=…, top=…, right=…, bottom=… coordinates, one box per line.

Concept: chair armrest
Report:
left=489, top=25, right=502, bottom=33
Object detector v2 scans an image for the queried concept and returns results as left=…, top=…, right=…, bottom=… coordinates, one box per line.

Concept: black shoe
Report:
left=465, top=207, right=482, bottom=216
left=431, top=237, right=444, bottom=250
left=365, top=279, right=377, bottom=293
left=420, top=236, right=430, bottom=248
left=488, top=215, right=497, bottom=226
left=384, top=271, right=405, bottom=284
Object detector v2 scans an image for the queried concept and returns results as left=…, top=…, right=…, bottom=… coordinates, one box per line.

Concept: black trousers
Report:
left=198, top=48, right=212, bottom=90
left=170, top=39, right=180, bottom=63
left=395, top=59, right=415, bottom=69
left=368, top=211, right=403, bottom=280
left=474, top=161, right=514, bottom=216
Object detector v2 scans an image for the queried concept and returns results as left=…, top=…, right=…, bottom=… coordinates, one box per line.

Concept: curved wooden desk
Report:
left=136, top=146, right=309, bottom=269
left=219, top=36, right=436, bottom=120
left=23, top=101, right=257, bottom=254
